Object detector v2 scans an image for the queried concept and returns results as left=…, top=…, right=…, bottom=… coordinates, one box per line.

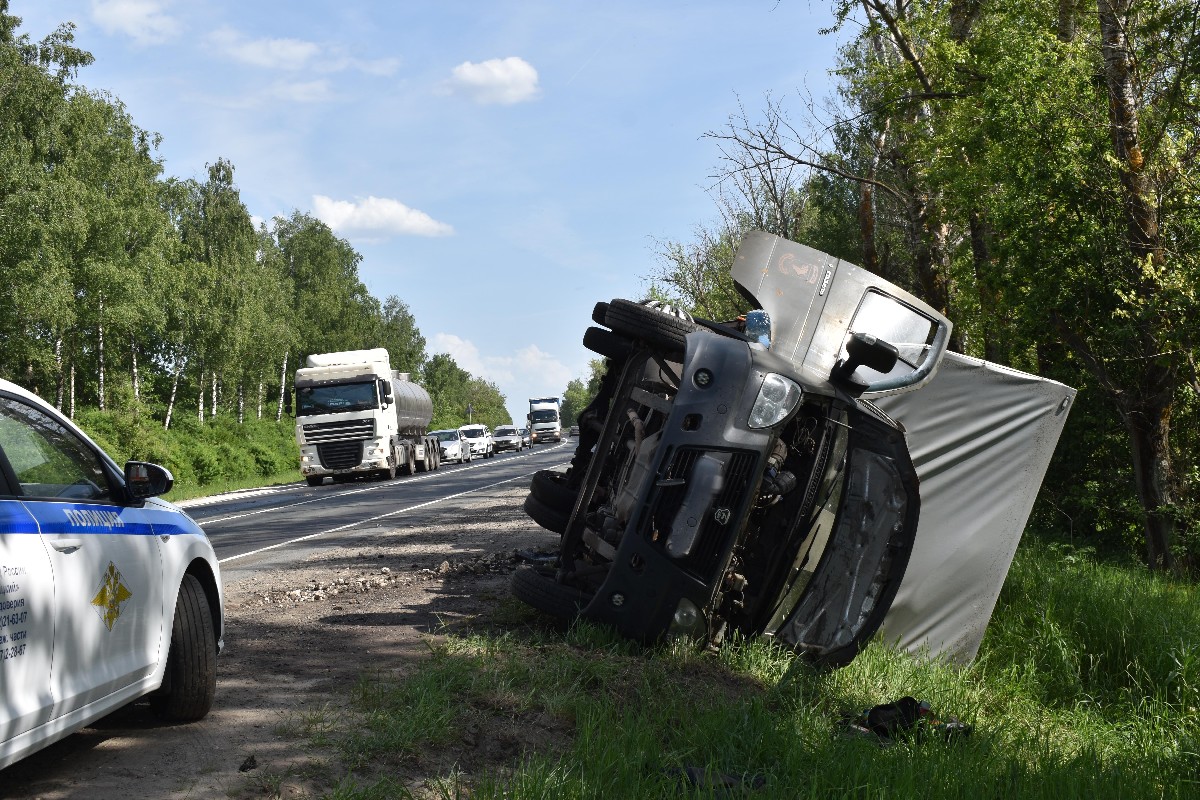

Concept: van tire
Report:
left=604, top=298, right=697, bottom=356
left=151, top=574, right=217, bottom=721
left=511, top=566, right=591, bottom=620
left=583, top=326, right=633, bottom=360
left=530, top=469, right=578, bottom=513
left=523, top=493, right=570, bottom=534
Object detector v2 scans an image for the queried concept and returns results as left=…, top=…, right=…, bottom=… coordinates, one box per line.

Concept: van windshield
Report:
left=297, top=382, right=378, bottom=415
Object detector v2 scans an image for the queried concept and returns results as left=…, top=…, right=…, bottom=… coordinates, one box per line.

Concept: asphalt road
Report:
left=182, top=441, right=573, bottom=579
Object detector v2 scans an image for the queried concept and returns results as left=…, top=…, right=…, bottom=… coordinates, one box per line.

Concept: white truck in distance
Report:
left=295, top=348, right=440, bottom=485
left=527, top=397, right=562, bottom=445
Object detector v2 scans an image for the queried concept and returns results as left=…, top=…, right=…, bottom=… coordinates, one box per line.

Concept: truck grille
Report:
left=640, top=447, right=759, bottom=581
left=302, top=418, right=375, bottom=443
left=317, top=440, right=365, bottom=470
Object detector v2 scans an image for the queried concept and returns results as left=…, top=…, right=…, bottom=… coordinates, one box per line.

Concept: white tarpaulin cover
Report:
left=874, top=351, right=1076, bottom=663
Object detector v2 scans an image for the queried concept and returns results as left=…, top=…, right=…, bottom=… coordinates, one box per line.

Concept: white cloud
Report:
left=446, top=57, right=540, bottom=105
left=205, top=27, right=400, bottom=76
left=207, top=26, right=320, bottom=70
left=91, top=0, right=180, bottom=45
left=269, top=80, right=334, bottom=104
left=313, top=195, right=454, bottom=238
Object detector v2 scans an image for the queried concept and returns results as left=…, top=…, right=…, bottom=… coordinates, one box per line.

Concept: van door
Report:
left=759, top=404, right=921, bottom=667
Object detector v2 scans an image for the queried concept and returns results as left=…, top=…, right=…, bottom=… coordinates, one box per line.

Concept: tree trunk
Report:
left=97, top=294, right=106, bottom=412
left=276, top=352, right=289, bottom=422
left=1098, top=0, right=1162, bottom=266
left=198, top=367, right=206, bottom=423
left=1122, top=399, right=1176, bottom=571
left=69, top=361, right=75, bottom=419
left=257, top=375, right=265, bottom=420
left=211, top=373, right=218, bottom=420
left=165, top=357, right=185, bottom=431
left=237, top=383, right=245, bottom=424
left=968, top=209, right=1005, bottom=362
left=131, top=339, right=140, bottom=404
left=54, top=336, right=64, bottom=409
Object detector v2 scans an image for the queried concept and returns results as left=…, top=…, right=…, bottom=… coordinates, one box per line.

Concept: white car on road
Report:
left=431, top=429, right=471, bottom=464
left=0, top=378, right=224, bottom=770
left=458, top=425, right=494, bottom=459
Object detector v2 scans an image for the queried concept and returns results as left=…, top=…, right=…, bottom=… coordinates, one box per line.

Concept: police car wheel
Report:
left=511, top=566, right=592, bottom=620
left=151, top=574, right=217, bottom=721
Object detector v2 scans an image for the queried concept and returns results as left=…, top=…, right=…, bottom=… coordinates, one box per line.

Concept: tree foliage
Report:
left=657, top=0, right=1200, bottom=570
left=0, top=4, right=503, bottom=439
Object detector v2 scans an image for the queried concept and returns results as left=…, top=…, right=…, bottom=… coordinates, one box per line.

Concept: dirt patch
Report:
left=2, top=485, right=562, bottom=799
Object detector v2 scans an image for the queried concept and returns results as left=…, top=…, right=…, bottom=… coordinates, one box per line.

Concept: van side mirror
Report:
left=831, top=332, right=900, bottom=395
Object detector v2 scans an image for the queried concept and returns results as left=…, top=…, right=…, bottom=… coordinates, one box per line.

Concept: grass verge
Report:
left=268, top=542, right=1200, bottom=799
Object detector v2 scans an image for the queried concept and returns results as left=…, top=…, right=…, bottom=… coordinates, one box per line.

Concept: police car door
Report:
left=0, top=394, right=164, bottom=714
left=0, top=475, right=55, bottom=749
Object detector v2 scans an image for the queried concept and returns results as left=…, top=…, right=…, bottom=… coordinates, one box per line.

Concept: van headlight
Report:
left=748, top=373, right=802, bottom=429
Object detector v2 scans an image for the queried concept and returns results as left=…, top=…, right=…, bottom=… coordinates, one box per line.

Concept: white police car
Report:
left=0, top=378, right=224, bottom=770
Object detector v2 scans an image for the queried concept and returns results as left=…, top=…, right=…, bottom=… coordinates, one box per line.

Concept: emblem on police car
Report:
left=713, top=507, right=731, bottom=525
left=91, top=561, right=132, bottom=631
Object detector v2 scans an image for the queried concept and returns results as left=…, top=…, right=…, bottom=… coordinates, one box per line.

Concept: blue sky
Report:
left=16, top=1, right=844, bottom=425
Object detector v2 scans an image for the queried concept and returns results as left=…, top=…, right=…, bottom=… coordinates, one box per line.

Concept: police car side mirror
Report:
left=125, top=461, right=174, bottom=500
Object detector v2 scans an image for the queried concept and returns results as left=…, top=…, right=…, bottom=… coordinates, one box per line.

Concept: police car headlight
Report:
left=667, top=598, right=707, bottom=640
left=748, top=373, right=802, bottom=429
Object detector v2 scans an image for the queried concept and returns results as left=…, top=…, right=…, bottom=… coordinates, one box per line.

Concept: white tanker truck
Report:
left=294, top=348, right=440, bottom=486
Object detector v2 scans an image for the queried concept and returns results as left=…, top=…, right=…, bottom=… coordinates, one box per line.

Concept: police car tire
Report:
left=583, top=326, right=632, bottom=360
left=511, top=566, right=591, bottom=620
left=604, top=298, right=698, bottom=355
left=306, top=475, right=323, bottom=487
left=530, top=469, right=578, bottom=514
left=523, top=493, right=570, bottom=534
left=151, top=574, right=216, bottom=721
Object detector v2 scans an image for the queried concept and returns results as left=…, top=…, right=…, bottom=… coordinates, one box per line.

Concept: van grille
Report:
left=640, top=447, right=759, bottom=581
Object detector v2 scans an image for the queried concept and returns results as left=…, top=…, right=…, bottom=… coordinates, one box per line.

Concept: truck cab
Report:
left=527, top=397, right=562, bottom=445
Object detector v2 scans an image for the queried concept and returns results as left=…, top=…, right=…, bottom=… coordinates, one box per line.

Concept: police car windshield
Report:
left=297, top=382, right=378, bottom=415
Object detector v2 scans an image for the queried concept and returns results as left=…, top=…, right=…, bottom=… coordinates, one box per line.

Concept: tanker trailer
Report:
left=295, top=348, right=439, bottom=486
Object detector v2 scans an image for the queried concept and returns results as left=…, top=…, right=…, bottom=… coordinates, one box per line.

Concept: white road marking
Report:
left=200, top=442, right=568, bottom=526
left=216, top=456, right=571, bottom=565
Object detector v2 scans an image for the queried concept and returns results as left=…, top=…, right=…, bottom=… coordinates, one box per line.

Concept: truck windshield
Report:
left=297, top=382, right=378, bottom=415
left=530, top=410, right=558, bottom=423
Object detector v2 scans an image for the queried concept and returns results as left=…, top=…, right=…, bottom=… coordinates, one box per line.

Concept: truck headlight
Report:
left=748, top=373, right=802, bottom=429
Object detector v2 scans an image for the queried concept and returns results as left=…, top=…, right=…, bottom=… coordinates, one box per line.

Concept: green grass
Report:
left=269, top=540, right=1200, bottom=799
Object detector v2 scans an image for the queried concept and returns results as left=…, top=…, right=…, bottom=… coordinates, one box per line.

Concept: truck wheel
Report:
left=604, top=298, right=698, bottom=356
left=305, top=475, right=323, bottom=487
left=151, top=574, right=217, bottom=721
left=511, top=566, right=591, bottom=620
left=524, top=493, right=570, bottom=534
left=401, top=448, right=416, bottom=475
